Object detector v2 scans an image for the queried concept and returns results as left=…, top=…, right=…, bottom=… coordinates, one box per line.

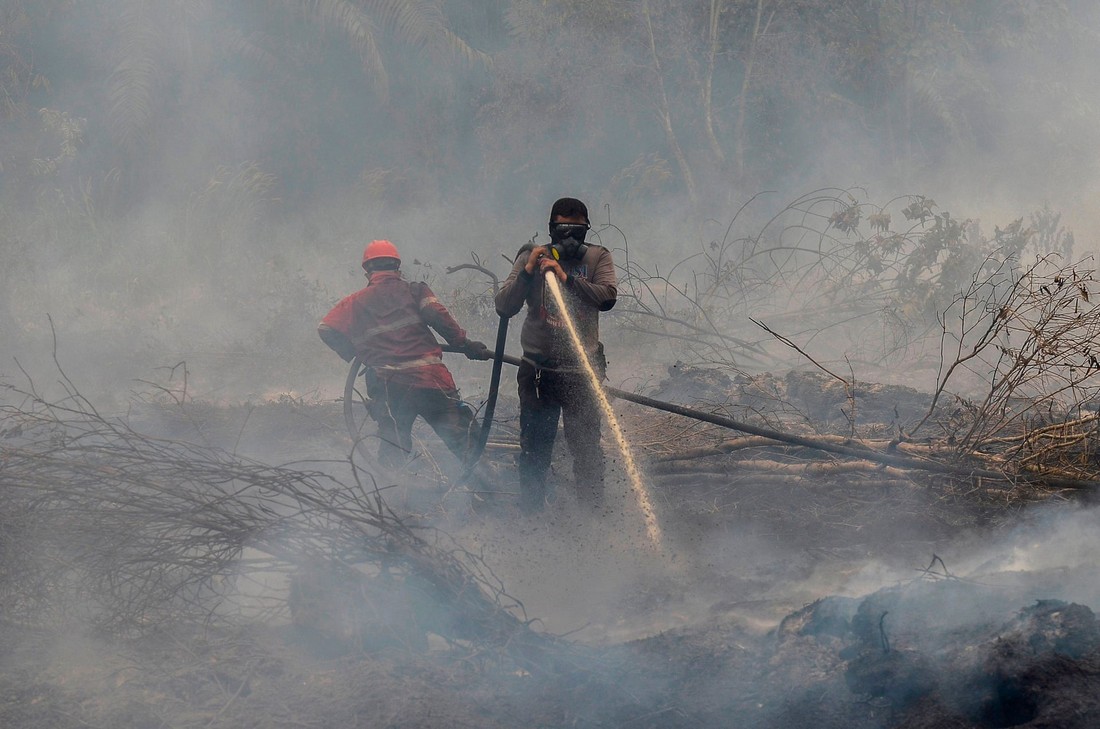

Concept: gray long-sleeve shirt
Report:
left=494, top=244, right=617, bottom=365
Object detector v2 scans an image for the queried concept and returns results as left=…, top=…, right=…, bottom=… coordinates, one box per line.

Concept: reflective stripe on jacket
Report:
left=319, top=271, right=468, bottom=389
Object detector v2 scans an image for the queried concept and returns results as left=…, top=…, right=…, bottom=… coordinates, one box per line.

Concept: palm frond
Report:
left=220, top=27, right=280, bottom=74
left=299, top=0, right=389, bottom=101
left=106, top=1, right=160, bottom=150
left=908, top=70, right=966, bottom=144
left=369, top=0, right=490, bottom=67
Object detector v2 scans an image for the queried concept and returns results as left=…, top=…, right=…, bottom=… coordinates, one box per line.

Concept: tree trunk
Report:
left=734, top=0, right=773, bottom=181
left=703, top=0, right=726, bottom=162
left=642, top=0, right=697, bottom=205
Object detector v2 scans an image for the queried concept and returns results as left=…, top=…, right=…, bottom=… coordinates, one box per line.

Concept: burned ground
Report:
left=4, top=359, right=1100, bottom=729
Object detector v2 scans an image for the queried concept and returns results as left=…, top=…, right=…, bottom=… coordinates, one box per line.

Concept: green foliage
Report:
left=606, top=153, right=675, bottom=203
left=646, top=190, right=1076, bottom=372
left=0, top=0, right=47, bottom=120
left=0, top=1, right=1094, bottom=207
left=1029, top=204, right=1075, bottom=260
left=819, top=193, right=1040, bottom=321
left=29, top=108, right=84, bottom=176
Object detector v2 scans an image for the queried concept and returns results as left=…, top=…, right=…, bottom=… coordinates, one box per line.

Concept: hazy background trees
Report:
left=2, top=0, right=1098, bottom=399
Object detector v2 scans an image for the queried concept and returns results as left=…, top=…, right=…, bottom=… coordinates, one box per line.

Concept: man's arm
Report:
left=494, top=247, right=541, bottom=318
left=415, top=283, right=492, bottom=358
left=318, top=297, right=359, bottom=362
left=415, top=282, right=469, bottom=346
left=568, top=247, right=617, bottom=311
left=318, top=323, right=357, bottom=362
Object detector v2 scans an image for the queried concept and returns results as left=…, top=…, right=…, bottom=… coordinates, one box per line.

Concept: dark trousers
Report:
left=517, top=359, right=605, bottom=510
left=368, top=379, right=476, bottom=468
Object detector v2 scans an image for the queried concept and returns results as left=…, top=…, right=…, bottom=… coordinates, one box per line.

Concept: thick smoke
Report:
left=5, top=3, right=1098, bottom=393
left=4, top=3, right=1100, bottom=726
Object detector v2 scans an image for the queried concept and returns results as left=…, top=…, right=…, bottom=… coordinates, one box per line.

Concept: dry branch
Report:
left=652, top=458, right=913, bottom=481
left=0, top=375, right=570, bottom=672
left=651, top=435, right=944, bottom=463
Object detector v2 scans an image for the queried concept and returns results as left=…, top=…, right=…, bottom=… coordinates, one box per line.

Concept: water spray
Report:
left=543, top=273, right=664, bottom=549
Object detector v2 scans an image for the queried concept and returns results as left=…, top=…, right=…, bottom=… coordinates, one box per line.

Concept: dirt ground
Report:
left=4, top=364, right=1100, bottom=728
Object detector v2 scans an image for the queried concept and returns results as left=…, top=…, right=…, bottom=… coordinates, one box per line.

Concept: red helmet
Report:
left=362, top=239, right=400, bottom=269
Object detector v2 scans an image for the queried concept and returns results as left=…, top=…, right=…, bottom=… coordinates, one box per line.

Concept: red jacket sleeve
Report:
left=413, top=282, right=468, bottom=347
left=318, top=295, right=358, bottom=361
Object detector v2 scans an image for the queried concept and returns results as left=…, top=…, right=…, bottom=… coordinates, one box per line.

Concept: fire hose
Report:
left=342, top=317, right=510, bottom=475
left=343, top=342, right=901, bottom=470
left=345, top=345, right=1100, bottom=491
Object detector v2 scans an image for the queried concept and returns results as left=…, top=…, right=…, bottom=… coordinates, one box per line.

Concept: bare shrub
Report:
left=0, top=363, right=562, bottom=669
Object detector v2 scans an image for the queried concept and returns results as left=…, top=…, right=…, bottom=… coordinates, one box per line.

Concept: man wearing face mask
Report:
left=495, top=197, right=618, bottom=514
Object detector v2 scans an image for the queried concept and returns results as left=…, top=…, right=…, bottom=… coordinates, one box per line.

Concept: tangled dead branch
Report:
left=908, top=255, right=1100, bottom=480
left=625, top=244, right=1100, bottom=498
left=608, top=189, right=1073, bottom=375
left=0, top=367, right=566, bottom=671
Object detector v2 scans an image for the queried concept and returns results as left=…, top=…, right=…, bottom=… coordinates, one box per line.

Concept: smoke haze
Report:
left=5, top=2, right=1100, bottom=398
left=5, top=3, right=1100, bottom=726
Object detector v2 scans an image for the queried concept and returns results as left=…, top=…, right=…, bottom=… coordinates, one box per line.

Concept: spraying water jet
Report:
left=542, top=273, right=664, bottom=549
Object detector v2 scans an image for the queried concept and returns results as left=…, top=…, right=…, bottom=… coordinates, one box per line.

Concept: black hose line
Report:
left=597, top=386, right=1008, bottom=480
left=341, top=319, right=512, bottom=483
left=437, top=346, right=1100, bottom=489
left=343, top=353, right=372, bottom=464
left=346, top=345, right=1100, bottom=491
left=457, top=315, right=510, bottom=481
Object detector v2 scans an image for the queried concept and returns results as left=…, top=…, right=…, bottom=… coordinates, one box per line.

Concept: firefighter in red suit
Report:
left=319, top=240, right=490, bottom=466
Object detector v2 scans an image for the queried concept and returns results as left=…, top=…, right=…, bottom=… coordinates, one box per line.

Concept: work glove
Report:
left=463, top=340, right=492, bottom=360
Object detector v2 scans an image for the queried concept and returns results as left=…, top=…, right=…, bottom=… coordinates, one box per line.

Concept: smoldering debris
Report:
left=5, top=358, right=1100, bottom=728
left=6, top=558, right=1100, bottom=727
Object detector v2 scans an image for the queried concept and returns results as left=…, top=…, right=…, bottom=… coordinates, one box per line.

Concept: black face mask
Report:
left=549, top=222, right=589, bottom=259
